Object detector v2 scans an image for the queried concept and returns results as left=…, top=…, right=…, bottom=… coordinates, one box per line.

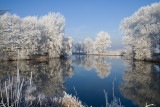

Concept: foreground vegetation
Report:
left=0, top=75, right=84, bottom=107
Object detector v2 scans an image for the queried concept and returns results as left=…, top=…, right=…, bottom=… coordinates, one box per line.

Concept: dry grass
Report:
left=87, top=53, right=122, bottom=56
left=32, top=56, right=48, bottom=61
left=59, top=92, right=84, bottom=107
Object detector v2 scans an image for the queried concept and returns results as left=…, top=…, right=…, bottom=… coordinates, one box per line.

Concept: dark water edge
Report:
left=0, top=55, right=160, bottom=107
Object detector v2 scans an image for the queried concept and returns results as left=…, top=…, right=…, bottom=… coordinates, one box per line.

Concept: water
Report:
left=0, top=55, right=160, bottom=107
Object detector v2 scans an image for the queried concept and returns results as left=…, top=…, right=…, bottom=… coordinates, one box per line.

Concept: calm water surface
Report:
left=0, top=55, right=160, bottom=107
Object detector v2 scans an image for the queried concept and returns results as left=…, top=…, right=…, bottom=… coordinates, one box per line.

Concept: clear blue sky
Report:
left=0, top=0, right=159, bottom=50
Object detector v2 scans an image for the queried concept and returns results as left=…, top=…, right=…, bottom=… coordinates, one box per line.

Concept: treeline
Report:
left=73, top=31, right=112, bottom=54
left=0, top=12, right=72, bottom=61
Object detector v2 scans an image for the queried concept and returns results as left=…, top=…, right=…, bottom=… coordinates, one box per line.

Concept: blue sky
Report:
left=0, top=0, right=159, bottom=50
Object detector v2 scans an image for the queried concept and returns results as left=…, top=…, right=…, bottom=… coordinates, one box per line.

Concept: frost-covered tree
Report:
left=61, top=36, right=73, bottom=56
left=0, top=12, right=72, bottom=61
left=20, top=16, right=41, bottom=59
left=120, top=3, right=160, bottom=60
left=84, top=38, right=93, bottom=53
left=122, top=36, right=135, bottom=58
left=39, top=12, right=66, bottom=58
left=0, top=13, right=22, bottom=60
left=0, top=13, right=21, bottom=45
left=94, top=31, right=111, bottom=53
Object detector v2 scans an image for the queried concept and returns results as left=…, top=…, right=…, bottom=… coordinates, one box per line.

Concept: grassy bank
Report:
left=86, top=53, right=122, bottom=56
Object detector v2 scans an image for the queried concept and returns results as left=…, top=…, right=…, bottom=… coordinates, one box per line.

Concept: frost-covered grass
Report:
left=0, top=75, right=84, bottom=107
left=0, top=66, right=83, bottom=107
left=0, top=76, right=84, bottom=107
left=104, top=78, right=124, bottom=107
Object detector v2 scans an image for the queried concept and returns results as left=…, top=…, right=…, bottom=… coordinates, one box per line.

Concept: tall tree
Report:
left=120, top=3, right=160, bottom=60
left=20, top=16, right=41, bottom=59
left=39, top=12, right=66, bottom=58
left=0, top=13, right=22, bottom=60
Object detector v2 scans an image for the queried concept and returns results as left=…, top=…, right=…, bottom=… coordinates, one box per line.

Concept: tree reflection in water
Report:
left=72, top=55, right=85, bottom=67
left=121, top=60, right=160, bottom=106
left=84, top=56, right=93, bottom=71
left=72, top=55, right=111, bottom=79
left=94, top=57, right=111, bottom=79
left=0, top=58, right=74, bottom=97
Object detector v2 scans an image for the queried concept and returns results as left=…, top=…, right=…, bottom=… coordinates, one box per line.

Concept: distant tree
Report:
left=94, top=31, right=111, bottom=53
left=74, top=42, right=84, bottom=53
left=84, top=38, right=93, bottom=53
left=120, top=3, right=160, bottom=60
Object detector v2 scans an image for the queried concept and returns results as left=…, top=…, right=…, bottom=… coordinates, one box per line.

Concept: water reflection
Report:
left=3, top=55, right=160, bottom=106
left=94, top=57, right=111, bottom=79
left=72, top=55, right=85, bottom=67
left=72, top=55, right=111, bottom=79
left=84, top=56, right=93, bottom=71
left=0, top=58, right=74, bottom=97
left=120, top=60, right=160, bottom=106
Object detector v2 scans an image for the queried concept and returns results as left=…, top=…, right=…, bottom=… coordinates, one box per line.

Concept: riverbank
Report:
left=86, top=53, right=122, bottom=56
